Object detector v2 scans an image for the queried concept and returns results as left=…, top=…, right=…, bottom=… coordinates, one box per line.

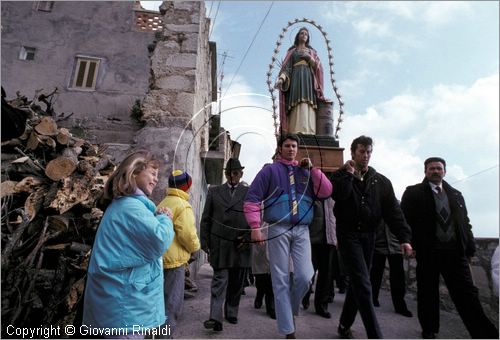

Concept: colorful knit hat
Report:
left=168, top=170, right=192, bottom=192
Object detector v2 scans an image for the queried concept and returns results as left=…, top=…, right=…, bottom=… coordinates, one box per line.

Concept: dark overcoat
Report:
left=400, top=179, right=476, bottom=257
left=200, top=183, right=251, bottom=270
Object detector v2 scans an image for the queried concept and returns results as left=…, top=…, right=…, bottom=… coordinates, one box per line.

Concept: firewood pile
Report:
left=1, top=89, right=115, bottom=335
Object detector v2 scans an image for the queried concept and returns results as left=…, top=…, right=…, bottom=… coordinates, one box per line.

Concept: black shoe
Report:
left=285, top=332, right=296, bottom=339
left=421, top=331, right=436, bottom=339
left=268, top=309, right=276, bottom=319
left=225, top=316, right=238, bottom=324
left=203, top=319, right=223, bottom=332
left=338, top=324, right=354, bottom=339
left=373, top=300, right=380, bottom=307
left=338, top=287, right=346, bottom=294
left=316, top=309, right=331, bottom=319
left=241, top=288, right=246, bottom=295
left=302, top=295, right=310, bottom=310
left=254, top=297, right=263, bottom=309
left=396, top=309, right=413, bottom=317
left=213, top=322, right=223, bottom=332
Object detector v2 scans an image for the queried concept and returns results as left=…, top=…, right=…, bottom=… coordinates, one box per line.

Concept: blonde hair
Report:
left=103, top=150, right=160, bottom=200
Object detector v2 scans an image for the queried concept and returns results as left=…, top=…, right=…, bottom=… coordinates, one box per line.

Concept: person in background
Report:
left=244, top=133, right=332, bottom=339
left=401, top=157, right=499, bottom=339
left=157, top=170, right=200, bottom=337
left=370, top=220, right=413, bottom=318
left=83, top=150, right=175, bottom=338
left=200, top=158, right=252, bottom=332
left=330, top=135, right=412, bottom=339
left=301, top=197, right=336, bottom=319
left=492, top=245, right=499, bottom=297
left=252, top=221, right=276, bottom=320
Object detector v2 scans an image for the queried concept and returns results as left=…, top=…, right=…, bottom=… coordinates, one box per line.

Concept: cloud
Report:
left=339, top=73, right=499, bottom=236
left=353, top=18, right=391, bottom=37
left=219, top=75, right=277, bottom=184
left=322, top=1, right=474, bottom=38
left=354, top=46, right=401, bottom=64
left=422, top=2, right=473, bottom=26
left=339, top=69, right=377, bottom=97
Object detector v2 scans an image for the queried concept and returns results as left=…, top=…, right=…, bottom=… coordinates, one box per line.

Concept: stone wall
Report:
left=137, top=1, right=215, bottom=277
left=380, top=237, right=499, bottom=325
left=1, top=1, right=155, bottom=144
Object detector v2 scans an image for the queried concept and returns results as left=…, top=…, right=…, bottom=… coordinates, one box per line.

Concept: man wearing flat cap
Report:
left=200, top=158, right=252, bottom=332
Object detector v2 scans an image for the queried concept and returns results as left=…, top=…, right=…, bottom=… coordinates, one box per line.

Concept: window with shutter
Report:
left=19, top=46, right=36, bottom=61
left=72, top=57, right=101, bottom=90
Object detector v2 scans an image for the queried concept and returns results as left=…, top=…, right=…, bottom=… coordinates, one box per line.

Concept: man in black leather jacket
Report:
left=331, top=135, right=412, bottom=339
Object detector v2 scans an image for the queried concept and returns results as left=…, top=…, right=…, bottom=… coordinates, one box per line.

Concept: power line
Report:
left=207, top=1, right=214, bottom=18
left=208, top=1, right=221, bottom=39
left=222, top=2, right=274, bottom=98
left=451, top=164, right=499, bottom=185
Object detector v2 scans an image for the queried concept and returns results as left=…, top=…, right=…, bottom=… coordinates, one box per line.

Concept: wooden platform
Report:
left=296, top=143, right=344, bottom=174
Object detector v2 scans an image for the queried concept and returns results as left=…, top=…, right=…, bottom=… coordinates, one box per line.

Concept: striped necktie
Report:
left=288, top=165, right=298, bottom=216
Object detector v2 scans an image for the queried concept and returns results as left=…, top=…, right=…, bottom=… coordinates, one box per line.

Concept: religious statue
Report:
left=274, top=27, right=326, bottom=135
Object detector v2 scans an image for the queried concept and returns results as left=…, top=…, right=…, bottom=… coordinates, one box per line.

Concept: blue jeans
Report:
left=268, top=224, right=314, bottom=335
left=337, top=230, right=382, bottom=338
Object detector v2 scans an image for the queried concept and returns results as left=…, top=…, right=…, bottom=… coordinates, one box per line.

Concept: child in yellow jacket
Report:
left=157, top=170, right=200, bottom=336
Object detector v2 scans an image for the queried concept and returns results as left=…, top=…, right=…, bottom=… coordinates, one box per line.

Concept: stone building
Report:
left=1, top=1, right=238, bottom=274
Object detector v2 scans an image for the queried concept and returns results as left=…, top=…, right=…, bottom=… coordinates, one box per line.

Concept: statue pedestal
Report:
left=296, top=134, right=344, bottom=174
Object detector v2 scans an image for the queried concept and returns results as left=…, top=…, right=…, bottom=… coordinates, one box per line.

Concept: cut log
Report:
left=34, top=116, right=58, bottom=136
left=77, top=159, right=94, bottom=175
left=26, top=132, right=40, bottom=150
left=66, top=277, right=85, bottom=311
left=11, top=156, right=30, bottom=164
left=44, top=147, right=80, bottom=181
left=1, top=180, right=18, bottom=198
left=24, top=187, right=48, bottom=221
left=71, top=138, right=85, bottom=148
left=68, top=242, right=91, bottom=254
left=47, top=175, right=91, bottom=214
left=38, top=134, right=56, bottom=149
left=47, top=215, right=70, bottom=232
left=14, top=176, right=45, bottom=193
left=56, top=128, right=71, bottom=145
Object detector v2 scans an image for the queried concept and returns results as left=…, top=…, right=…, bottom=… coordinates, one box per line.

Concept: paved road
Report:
left=174, top=264, right=469, bottom=339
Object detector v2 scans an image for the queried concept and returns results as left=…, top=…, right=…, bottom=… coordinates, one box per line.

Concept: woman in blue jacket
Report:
left=83, top=150, right=175, bottom=338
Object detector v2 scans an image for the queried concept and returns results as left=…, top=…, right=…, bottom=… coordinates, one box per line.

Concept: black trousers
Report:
left=370, top=253, right=408, bottom=311
left=330, top=246, right=347, bottom=299
left=416, top=250, right=498, bottom=338
left=254, top=273, right=275, bottom=314
left=311, top=244, right=334, bottom=311
left=338, top=230, right=382, bottom=338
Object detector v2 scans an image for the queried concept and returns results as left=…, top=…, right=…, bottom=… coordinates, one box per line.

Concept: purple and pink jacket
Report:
left=244, top=158, right=332, bottom=229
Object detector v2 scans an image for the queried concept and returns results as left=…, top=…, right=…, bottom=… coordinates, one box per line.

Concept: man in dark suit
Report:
left=401, top=157, right=498, bottom=339
left=200, top=158, right=251, bottom=332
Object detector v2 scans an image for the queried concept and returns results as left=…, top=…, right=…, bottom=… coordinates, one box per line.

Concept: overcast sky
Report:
left=141, top=1, right=499, bottom=238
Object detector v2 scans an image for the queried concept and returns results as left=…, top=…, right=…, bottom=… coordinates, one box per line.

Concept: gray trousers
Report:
left=209, top=267, right=248, bottom=322
left=163, top=266, right=185, bottom=335
left=268, top=224, right=314, bottom=335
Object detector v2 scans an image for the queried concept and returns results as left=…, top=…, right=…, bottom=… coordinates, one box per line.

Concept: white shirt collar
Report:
left=429, top=182, right=442, bottom=194
left=227, top=182, right=239, bottom=189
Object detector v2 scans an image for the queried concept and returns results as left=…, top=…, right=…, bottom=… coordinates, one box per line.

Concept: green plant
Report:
left=130, top=99, right=143, bottom=123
